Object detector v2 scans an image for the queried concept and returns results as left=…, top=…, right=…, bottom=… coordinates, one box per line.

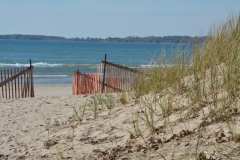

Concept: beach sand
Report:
left=34, top=83, right=72, bottom=97
left=0, top=83, right=135, bottom=159
left=1, top=83, right=239, bottom=159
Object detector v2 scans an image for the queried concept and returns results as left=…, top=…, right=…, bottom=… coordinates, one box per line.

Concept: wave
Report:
left=33, top=75, right=68, bottom=78
left=140, top=64, right=173, bottom=68
left=141, top=65, right=160, bottom=67
left=0, top=62, right=98, bottom=68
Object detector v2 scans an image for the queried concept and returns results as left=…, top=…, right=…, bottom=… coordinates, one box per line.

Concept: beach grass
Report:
left=68, top=14, right=240, bottom=159
left=124, top=13, right=240, bottom=159
left=4, top=13, right=239, bottom=160
left=61, top=13, right=240, bottom=159
left=72, top=14, right=240, bottom=159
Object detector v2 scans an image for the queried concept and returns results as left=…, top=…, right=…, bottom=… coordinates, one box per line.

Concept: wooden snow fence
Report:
left=72, top=72, right=101, bottom=95
left=100, top=60, right=140, bottom=92
left=72, top=61, right=140, bottom=95
left=0, top=62, right=34, bottom=99
left=72, top=71, right=122, bottom=95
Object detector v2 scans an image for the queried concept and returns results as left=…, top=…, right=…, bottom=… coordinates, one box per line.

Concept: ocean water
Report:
left=0, top=39, right=192, bottom=83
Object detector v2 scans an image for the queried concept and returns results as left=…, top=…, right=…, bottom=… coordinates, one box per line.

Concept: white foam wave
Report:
left=0, top=62, right=97, bottom=67
left=33, top=75, right=68, bottom=78
left=140, top=65, right=161, bottom=68
left=35, top=62, right=63, bottom=67
left=140, top=64, right=173, bottom=68
left=0, top=63, right=28, bottom=67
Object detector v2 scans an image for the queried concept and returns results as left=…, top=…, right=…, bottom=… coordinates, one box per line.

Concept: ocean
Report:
left=0, top=39, right=192, bottom=83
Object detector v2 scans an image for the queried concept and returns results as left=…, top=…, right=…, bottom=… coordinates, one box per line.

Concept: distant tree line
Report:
left=0, top=34, right=66, bottom=41
left=0, top=34, right=206, bottom=43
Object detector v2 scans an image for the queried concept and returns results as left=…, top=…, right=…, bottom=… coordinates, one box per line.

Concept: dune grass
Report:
left=126, top=13, right=240, bottom=159
left=48, top=13, right=240, bottom=159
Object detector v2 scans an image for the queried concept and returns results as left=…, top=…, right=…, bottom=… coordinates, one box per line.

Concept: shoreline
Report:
left=33, top=77, right=72, bottom=84
left=34, top=82, right=72, bottom=97
left=0, top=85, right=86, bottom=159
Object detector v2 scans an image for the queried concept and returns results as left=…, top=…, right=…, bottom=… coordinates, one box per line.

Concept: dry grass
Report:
left=56, top=13, right=240, bottom=160
left=45, top=13, right=240, bottom=159
left=124, top=13, right=240, bottom=159
left=9, top=13, right=239, bottom=160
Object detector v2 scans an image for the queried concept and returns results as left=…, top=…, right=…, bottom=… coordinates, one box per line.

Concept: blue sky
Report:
left=0, top=0, right=239, bottom=38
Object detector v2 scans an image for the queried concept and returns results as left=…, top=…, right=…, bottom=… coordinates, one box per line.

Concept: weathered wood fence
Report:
left=0, top=61, right=34, bottom=99
left=72, top=60, right=140, bottom=95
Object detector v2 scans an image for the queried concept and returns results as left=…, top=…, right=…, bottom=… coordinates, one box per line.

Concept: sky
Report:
left=0, top=0, right=239, bottom=38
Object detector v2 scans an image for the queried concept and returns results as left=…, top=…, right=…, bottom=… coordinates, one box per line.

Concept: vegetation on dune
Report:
left=34, top=13, right=240, bottom=159
left=126, top=13, right=240, bottom=159
left=134, top=14, right=240, bottom=98
left=67, top=14, right=240, bottom=159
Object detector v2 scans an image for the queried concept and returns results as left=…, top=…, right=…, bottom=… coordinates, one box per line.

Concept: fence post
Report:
left=77, top=70, right=79, bottom=95
left=30, top=59, right=34, bottom=97
left=1, top=70, right=3, bottom=98
left=101, top=54, right=107, bottom=93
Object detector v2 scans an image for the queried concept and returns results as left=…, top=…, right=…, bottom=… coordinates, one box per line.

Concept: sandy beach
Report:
left=34, top=83, right=72, bottom=97
left=1, top=83, right=137, bottom=159
left=1, top=82, right=240, bottom=160
left=1, top=8, right=240, bottom=159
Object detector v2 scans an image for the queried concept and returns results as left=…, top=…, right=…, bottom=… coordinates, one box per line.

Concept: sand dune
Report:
left=1, top=83, right=240, bottom=160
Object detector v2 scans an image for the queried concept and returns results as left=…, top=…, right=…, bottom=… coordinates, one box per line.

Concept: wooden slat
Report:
left=1, top=70, right=3, bottom=98
left=27, top=70, right=29, bottom=97
left=72, top=61, right=141, bottom=95
left=21, top=68, right=23, bottom=98
left=72, top=71, right=122, bottom=95
left=80, top=71, right=122, bottom=92
left=24, top=70, right=26, bottom=98
left=17, top=68, right=20, bottom=98
left=101, top=60, right=140, bottom=73
left=11, top=69, right=13, bottom=98
left=8, top=70, right=10, bottom=98
left=4, top=70, right=7, bottom=98
left=14, top=69, right=17, bottom=98
left=30, top=66, right=34, bottom=97
left=0, top=66, right=34, bottom=98
left=23, top=68, right=25, bottom=97
left=0, top=67, right=31, bottom=87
